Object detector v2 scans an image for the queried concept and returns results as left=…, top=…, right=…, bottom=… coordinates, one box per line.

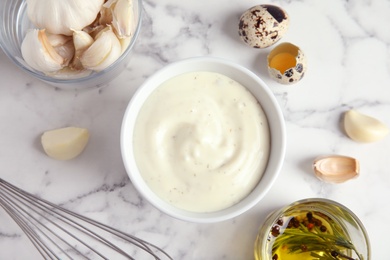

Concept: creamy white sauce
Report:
left=133, top=71, right=270, bottom=212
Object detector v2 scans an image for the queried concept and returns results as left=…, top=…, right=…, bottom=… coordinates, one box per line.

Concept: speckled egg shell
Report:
left=267, top=42, right=307, bottom=84
left=238, top=5, right=289, bottom=48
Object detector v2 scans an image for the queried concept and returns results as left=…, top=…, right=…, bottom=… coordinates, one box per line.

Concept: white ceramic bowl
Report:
left=121, top=57, right=286, bottom=223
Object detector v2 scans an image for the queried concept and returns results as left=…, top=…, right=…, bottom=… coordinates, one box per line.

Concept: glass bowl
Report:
left=0, top=0, right=142, bottom=90
left=254, top=198, right=371, bottom=260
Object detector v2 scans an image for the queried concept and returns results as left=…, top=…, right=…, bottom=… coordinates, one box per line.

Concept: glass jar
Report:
left=0, top=0, right=142, bottom=90
left=254, top=198, right=370, bottom=260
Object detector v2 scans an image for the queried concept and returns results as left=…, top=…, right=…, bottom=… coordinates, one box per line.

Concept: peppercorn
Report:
left=306, top=212, right=313, bottom=221
left=290, top=217, right=300, bottom=228
left=331, top=251, right=339, bottom=257
left=271, top=225, right=280, bottom=237
left=276, top=218, right=283, bottom=226
left=272, top=254, right=278, bottom=260
left=320, top=225, right=327, bottom=232
left=313, top=218, right=322, bottom=226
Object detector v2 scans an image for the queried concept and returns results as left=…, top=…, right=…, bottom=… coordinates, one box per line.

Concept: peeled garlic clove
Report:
left=313, top=155, right=360, bottom=183
left=80, top=26, right=122, bottom=71
left=41, top=127, right=90, bottom=161
left=104, top=0, right=136, bottom=38
left=344, top=109, right=389, bottom=142
left=26, top=0, right=104, bottom=36
left=267, top=42, right=307, bottom=84
left=21, top=29, right=65, bottom=73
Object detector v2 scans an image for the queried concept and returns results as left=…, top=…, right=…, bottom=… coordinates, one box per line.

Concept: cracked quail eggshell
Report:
left=238, top=5, right=289, bottom=48
left=267, top=42, right=307, bottom=84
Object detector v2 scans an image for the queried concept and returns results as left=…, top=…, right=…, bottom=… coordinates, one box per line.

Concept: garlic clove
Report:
left=119, top=37, right=131, bottom=54
left=344, top=109, right=389, bottom=142
left=26, top=0, right=105, bottom=36
left=83, top=25, right=106, bottom=39
left=71, top=30, right=95, bottom=70
left=41, top=127, right=90, bottom=161
left=47, top=67, right=93, bottom=80
left=313, top=155, right=360, bottom=183
left=104, top=0, right=136, bottom=39
left=21, top=29, right=65, bottom=73
left=46, top=33, right=75, bottom=67
left=99, top=3, right=114, bottom=26
left=73, top=31, right=94, bottom=51
left=80, top=26, right=122, bottom=71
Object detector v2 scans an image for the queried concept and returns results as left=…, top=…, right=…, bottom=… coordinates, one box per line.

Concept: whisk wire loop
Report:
left=0, top=178, right=173, bottom=260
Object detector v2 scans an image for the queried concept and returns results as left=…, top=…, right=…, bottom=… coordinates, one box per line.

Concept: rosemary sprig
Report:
left=271, top=216, right=364, bottom=260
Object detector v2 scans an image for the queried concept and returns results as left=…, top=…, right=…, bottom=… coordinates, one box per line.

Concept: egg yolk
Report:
left=269, top=53, right=296, bottom=73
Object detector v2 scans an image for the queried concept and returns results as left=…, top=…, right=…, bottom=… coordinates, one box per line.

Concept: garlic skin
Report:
left=99, top=4, right=114, bottom=26
left=80, top=26, right=122, bottom=71
left=21, top=29, right=67, bottom=73
left=104, top=0, right=136, bottom=38
left=313, top=155, right=360, bottom=184
left=344, top=109, right=389, bottom=142
left=26, top=0, right=104, bottom=36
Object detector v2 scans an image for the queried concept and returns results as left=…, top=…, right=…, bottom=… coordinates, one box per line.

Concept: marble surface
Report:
left=0, top=0, right=389, bottom=259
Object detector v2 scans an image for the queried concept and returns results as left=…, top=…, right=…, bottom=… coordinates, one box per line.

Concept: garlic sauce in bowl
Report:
left=133, top=71, right=270, bottom=212
left=121, top=57, right=286, bottom=223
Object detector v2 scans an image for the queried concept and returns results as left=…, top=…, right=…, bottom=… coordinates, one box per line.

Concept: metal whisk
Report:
left=0, top=178, right=173, bottom=260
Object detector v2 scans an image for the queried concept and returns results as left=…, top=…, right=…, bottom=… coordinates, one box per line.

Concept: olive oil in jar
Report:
left=257, top=210, right=361, bottom=260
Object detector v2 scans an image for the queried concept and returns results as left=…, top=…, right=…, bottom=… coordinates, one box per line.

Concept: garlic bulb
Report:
left=313, top=155, right=360, bottom=183
left=26, top=0, right=104, bottom=36
left=21, top=29, right=71, bottom=73
left=80, top=26, right=122, bottom=71
left=344, top=109, right=389, bottom=142
left=104, top=0, right=136, bottom=38
left=21, top=0, right=137, bottom=77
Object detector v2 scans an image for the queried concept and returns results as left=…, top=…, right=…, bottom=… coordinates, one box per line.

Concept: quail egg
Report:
left=267, top=42, right=307, bottom=84
left=238, top=5, right=289, bottom=48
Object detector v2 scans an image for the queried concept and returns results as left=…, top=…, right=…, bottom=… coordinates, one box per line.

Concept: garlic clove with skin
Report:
left=21, top=29, right=66, bottom=73
left=99, top=4, right=114, bottom=26
left=71, top=30, right=95, bottom=70
left=104, top=0, right=136, bottom=39
left=80, top=26, right=122, bottom=71
left=26, top=0, right=104, bottom=36
left=344, top=109, right=389, bottom=142
left=46, top=33, right=75, bottom=67
left=313, top=155, right=360, bottom=184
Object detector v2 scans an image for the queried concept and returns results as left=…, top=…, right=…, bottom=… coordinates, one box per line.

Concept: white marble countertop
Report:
left=0, top=0, right=389, bottom=259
